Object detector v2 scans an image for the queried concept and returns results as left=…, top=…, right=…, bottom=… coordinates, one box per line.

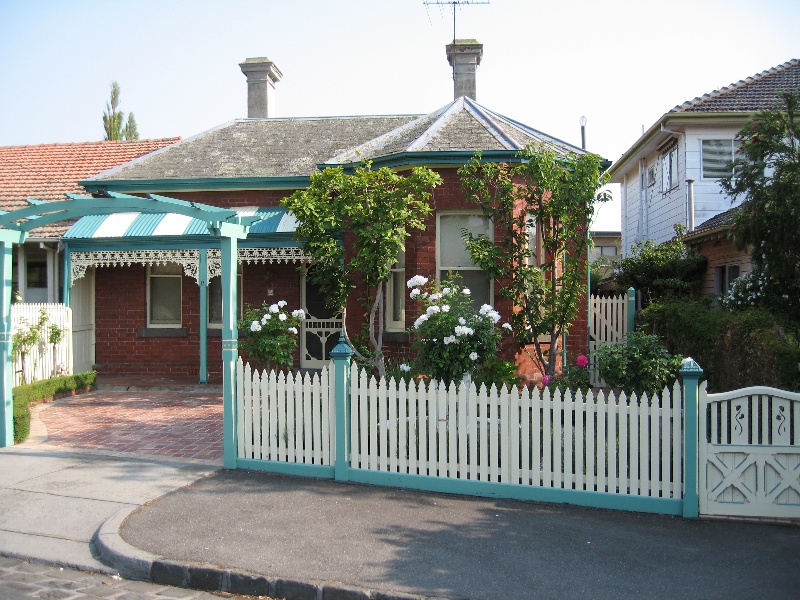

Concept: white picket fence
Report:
left=349, top=367, right=683, bottom=498
left=588, top=293, right=629, bottom=387
left=236, top=359, right=684, bottom=502
left=236, top=360, right=335, bottom=465
left=11, top=303, right=73, bottom=386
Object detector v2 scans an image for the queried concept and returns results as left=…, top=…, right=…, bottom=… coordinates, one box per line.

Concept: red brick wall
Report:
left=93, top=261, right=302, bottom=380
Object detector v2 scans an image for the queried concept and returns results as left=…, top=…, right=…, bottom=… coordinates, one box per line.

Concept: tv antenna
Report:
left=424, top=1, right=490, bottom=42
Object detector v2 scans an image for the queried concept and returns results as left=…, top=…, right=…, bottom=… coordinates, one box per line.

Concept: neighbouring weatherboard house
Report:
left=61, top=41, right=597, bottom=381
left=608, top=58, right=800, bottom=292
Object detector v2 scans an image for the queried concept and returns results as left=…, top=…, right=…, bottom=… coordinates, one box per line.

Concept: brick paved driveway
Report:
left=37, top=391, right=223, bottom=462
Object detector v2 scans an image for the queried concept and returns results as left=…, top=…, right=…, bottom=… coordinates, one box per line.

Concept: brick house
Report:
left=66, top=41, right=595, bottom=382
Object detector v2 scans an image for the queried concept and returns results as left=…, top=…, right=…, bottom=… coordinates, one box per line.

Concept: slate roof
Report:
left=0, top=138, right=180, bottom=237
left=671, top=58, right=800, bottom=114
left=91, top=97, right=585, bottom=184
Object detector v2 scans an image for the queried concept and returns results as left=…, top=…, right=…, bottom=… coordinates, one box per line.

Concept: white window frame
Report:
left=661, top=145, right=678, bottom=192
left=436, top=211, right=493, bottom=305
left=207, top=267, right=243, bottom=328
left=146, top=263, right=182, bottom=328
left=385, top=248, right=406, bottom=332
left=525, top=212, right=540, bottom=267
left=701, top=139, right=740, bottom=180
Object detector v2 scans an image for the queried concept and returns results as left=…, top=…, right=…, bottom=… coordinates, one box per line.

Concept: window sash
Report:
left=702, top=139, right=737, bottom=179
left=437, top=212, right=492, bottom=307
left=148, top=264, right=182, bottom=327
left=208, top=271, right=243, bottom=327
left=386, top=249, right=406, bottom=331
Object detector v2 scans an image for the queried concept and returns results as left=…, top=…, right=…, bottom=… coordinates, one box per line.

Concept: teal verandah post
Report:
left=626, top=287, right=636, bottom=341
left=680, top=358, right=703, bottom=518
left=198, top=250, right=209, bottom=384
left=0, top=232, right=25, bottom=447
left=330, top=332, right=353, bottom=481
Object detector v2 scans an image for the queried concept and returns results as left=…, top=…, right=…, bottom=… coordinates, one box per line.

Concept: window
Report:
left=525, top=213, right=540, bottom=266
left=208, top=268, right=243, bottom=327
left=386, top=249, right=406, bottom=331
left=438, top=212, right=492, bottom=307
left=591, top=245, right=618, bottom=262
left=716, top=265, right=740, bottom=295
left=647, top=165, right=657, bottom=187
left=702, top=139, right=739, bottom=179
left=147, top=263, right=182, bottom=327
left=661, top=145, right=678, bottom=192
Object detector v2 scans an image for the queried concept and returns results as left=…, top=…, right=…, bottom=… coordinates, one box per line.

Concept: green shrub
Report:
left=613, top=226, right=706, bottom=306
left=594, top=332, right=682, bottom=397
left=12, top=371, right=97, bottom=443
left=639, top=301, right=800, bottom=392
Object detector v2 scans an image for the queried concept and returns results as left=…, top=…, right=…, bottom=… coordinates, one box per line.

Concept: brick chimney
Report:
left=446, top=39, right=483, bottom=100
left=239, top=57, right=283, bottom=118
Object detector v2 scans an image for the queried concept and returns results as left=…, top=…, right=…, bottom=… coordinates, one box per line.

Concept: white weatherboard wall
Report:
left=11, top=304, right=73, bottom=386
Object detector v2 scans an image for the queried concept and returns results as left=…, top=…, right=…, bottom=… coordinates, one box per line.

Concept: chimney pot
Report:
left=239, top=57, right=283, bottom=118
left=446, top=39, right=483, bottom=101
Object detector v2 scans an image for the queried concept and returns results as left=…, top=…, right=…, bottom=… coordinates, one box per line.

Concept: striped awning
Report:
left=64, top=206, right=298, bottom=239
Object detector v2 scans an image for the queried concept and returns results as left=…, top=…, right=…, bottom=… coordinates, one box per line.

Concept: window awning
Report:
left=64, top=206, right=299, bottom=239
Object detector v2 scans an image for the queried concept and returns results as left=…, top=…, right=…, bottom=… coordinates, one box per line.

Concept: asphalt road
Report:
left=121, top=470, right=800, bottom=600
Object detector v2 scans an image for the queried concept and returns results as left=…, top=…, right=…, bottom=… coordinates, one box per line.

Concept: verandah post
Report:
left=0, top=232, right=25, bottom=447
left=198, top=249, right=209, bottom=384
left=330, top=331, right=353, bottom=481
left=680, top=358, right=703, bottom=518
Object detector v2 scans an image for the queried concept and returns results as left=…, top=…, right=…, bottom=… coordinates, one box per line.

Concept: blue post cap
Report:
left=330, top=330, right=353, bottom=359
left=679, top=357, right=703, bottom=375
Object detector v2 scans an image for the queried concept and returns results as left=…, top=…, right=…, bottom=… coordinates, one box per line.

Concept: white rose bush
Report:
left=406, top=275, right=511, bottom=387
left=237, top=301, right=305, bottom=370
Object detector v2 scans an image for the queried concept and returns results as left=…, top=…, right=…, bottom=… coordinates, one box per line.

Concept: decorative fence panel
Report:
left=11, top=303, right=73, bottom=386
left=349, top=366, right=684, bottom=501
left=236, top=359, right=335, bottom=466
left=588, top=293, right=630, bottom=387
left=699, top=384, right=800, bottom=518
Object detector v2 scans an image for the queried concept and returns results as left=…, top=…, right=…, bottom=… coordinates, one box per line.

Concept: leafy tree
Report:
left=102, top=81, right=139, bottom=140
left=282, top=162, right=442, bottom=376
left=613, top=224, right=706, bottom=306
left=458, top=143, right=610, bottom=376
left=720, top=92, right=800, bottom=321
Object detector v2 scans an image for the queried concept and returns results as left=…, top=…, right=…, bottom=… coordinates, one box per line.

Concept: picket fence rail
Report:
left=10, top=303, right=73, bottom=387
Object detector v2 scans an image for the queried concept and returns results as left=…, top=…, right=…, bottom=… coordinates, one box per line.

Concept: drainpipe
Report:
left=686, top=178, right=695, bottom=232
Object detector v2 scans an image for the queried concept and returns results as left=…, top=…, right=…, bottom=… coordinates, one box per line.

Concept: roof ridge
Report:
left=671, top=58, right=800, bottom=113
left=0, top=138, right=181, bottom=150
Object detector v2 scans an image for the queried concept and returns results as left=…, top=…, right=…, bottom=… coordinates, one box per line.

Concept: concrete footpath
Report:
left=1, top=397, right=799, bottom=600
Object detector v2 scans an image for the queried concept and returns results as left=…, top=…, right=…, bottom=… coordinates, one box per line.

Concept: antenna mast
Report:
left=423, top=0, right=490, bottom=42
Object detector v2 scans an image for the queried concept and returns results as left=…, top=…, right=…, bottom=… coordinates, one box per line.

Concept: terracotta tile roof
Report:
left=693, top=207, right=740, bottom=234
left=0, top=138, right=180, bottom=238
left=671, top=59, right=800, bottom=114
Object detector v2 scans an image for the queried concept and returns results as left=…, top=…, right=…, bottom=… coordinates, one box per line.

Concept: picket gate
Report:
left=10, top=303, right=73, bottom=386
left=588, top=293, right=630, bottom=386
left=699, top=384, right=800, bottom=518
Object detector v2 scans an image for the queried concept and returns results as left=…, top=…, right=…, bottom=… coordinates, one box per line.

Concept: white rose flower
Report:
left=502, top=322, right=513, bottom=331
left=414, top=314, right=429, bottom=329
left=288, top=326, right=298, bottom=334
left=291, top=309, right=306, bottom=319
left=441, top=304, right=450, bottom=312
left=269, top=304, right=280, bottom=314
left=462, top=288, right=471, bottom=295
left=250, top=321, right=262, bottom=332
left=407, top=275, right=429, bottom=288
left=277, top=300, right=287, bottom=308
left=278, top=313, right=287, bottom=321
left=410, top=288, right=421, bottom=298
left=458, top=317, right=466, bottom=325
left=469, top=352, right=478, bottom=361
left=442, top=287, right=451, bottom=295
left=399, top=363, right=411, bottom=372
left=426, top=305, right=441, bottom=315
left=261, top=314, right=270, bottom=324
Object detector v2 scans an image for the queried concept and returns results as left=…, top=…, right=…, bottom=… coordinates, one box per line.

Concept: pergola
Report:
left=0, top=192, right=258, bottom=467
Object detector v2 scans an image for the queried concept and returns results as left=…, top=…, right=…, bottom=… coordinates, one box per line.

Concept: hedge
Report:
left=12, top=371, right=97, bottom=443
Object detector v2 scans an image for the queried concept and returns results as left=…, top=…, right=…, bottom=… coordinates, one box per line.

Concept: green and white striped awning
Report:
left=64, top=206, right=298, bottom=239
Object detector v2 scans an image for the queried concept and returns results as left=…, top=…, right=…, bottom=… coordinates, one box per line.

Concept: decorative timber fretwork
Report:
left=70, top=246, right=310, bottom=285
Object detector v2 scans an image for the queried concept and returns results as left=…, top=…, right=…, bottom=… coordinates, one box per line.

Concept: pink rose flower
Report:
left=576, top=355, right=589, bottom=368
left=541, top=375, right=551, bottom=386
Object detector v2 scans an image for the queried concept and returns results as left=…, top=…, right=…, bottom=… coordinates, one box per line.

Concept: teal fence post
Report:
left=626, top=287, right=636, bottom=341
left=680, top=357, right=703, bottom=518
left=330, top=332, right=353, bottom=481
left=198, top=250, right=209, bottom=384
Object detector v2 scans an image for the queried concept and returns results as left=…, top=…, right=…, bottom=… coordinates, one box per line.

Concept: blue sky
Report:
left=1, top=0, right=798, bottom=230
